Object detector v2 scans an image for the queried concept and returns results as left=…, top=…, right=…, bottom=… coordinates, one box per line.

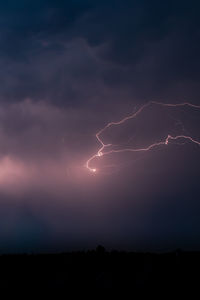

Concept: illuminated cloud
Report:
left=0, top=0, right=199, bottom=251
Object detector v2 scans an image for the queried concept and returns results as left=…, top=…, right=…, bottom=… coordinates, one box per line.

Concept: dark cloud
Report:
left=0, top=1, right=199, bottom=251
left=0, top=0, right=199, bottom=105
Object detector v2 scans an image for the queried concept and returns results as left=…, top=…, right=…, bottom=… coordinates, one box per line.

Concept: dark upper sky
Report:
left=0, top=0, right=200, bottom=252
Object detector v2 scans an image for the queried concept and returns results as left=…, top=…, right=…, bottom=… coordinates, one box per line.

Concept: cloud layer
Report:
left=0, top=0, right=200, bottom=251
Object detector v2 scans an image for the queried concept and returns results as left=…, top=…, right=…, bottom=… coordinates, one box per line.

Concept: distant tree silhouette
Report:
left=96, top=245, right=106, bottom=254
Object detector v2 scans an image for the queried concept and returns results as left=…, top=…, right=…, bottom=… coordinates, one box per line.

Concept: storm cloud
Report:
left=0, top=0, right=200, bottom=252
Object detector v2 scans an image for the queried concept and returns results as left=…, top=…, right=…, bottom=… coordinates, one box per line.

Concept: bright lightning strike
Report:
left=86, top=101, right=200, bottom=173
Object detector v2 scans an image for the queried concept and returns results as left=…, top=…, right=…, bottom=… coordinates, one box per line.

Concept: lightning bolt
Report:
left=86, top=101, right=200, bottom=173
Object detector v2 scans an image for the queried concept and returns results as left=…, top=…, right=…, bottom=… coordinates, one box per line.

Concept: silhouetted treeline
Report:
left=0, top=247, right=200, bottom=295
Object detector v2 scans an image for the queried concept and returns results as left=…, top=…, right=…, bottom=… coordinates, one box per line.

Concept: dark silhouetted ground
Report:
left=0, top=247, right=199, bottom=295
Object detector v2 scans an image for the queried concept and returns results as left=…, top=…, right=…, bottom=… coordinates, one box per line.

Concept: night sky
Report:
left=0, top=0, right=200, bottom=253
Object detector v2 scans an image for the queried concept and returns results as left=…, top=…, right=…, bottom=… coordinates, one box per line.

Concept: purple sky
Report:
left=0, top=0, right=200, bottom=252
